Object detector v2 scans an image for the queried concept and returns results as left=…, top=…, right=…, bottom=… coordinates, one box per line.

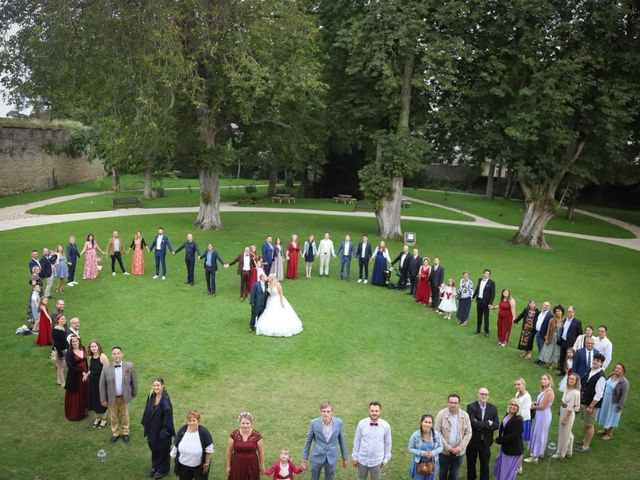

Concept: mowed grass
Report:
left=0, top=212, right=638, bottom=479
left=404, top=189, right=635, bottom=239
left=580, top=205, right=640, bottom=227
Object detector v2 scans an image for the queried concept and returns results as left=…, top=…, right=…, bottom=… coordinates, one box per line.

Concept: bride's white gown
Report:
left=255, top=288, right=303, bottom=337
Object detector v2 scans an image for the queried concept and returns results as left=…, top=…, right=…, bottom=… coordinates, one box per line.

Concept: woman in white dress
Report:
left=256, top=275, right=303, bottom=337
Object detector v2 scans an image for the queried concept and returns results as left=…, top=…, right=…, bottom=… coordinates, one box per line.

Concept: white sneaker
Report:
left=123, top=272, right=130, bottom=276
left=153, top=275, right=159, bottom=279
left=67, top=283, right=74, bottom=287
left=523, top=457, right=538, bottom=464
left=162, top=276, right=166, bottom=280
left=363, top=279, right=368, bottom=284
left=357, top=279, right=362, bottom=283
left=112, top=272, right=116, bottom=276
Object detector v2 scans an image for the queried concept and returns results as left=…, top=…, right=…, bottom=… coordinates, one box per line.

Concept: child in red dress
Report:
left=265, top=449, right=303, bottom=479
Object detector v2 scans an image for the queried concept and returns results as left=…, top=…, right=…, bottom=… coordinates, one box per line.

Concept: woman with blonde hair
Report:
left=493, top=399, right=524, bottom=480
left=524, top=374, right=555, bottom=463
left=552, top=373, right=581, bottom=458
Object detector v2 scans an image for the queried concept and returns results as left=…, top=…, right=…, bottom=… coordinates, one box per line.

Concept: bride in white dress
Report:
left=256, top=275, right=303, bottom=337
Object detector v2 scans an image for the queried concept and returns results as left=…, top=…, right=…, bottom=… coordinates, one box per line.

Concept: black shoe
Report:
left=150, top=469, right=156, bottom=478
left=535, top=360, right=544, bottom=365
left=110, top=435, right=120, bottom=443
left=122, top=435, right=130, bottom=443
left=153, top=473, right=167, bottom=480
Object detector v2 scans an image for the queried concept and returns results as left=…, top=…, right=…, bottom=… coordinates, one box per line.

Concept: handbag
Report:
left=417, top=460, right=434, bottom=475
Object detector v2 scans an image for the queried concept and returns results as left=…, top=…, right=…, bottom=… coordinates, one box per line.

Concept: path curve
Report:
left=1, top=192, right=639, bottom=252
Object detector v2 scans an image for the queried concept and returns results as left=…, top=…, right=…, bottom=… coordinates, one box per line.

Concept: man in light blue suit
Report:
left=337, top=235, right=355, bottom=280
left=302, top=402, right=348, bottom=480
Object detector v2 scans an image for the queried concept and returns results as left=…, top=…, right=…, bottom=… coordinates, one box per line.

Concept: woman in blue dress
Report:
left=371, top=241, right=391, bottom=286
left=597, top=362, right=630, bottom=441
left=408, top=414, right=443, bottom=480
left=302, top=234, right=317, bottom=279
left=54, top=244, right=69, bottom=294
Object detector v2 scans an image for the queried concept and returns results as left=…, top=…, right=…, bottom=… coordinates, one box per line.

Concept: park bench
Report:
left=333, top=194, right=356, bottom=204
left=112, top=197, right=141, bottom=209
left=401, top=199, right=412, bottom=208
left=271, top=195, right=296, bottom=204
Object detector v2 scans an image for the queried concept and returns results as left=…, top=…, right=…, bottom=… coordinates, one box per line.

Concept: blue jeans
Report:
left=535, top=332, right=545, bottom=353
left=339, top=256, right=351, bottom=279
left=438, top=453, right=464, bottom=480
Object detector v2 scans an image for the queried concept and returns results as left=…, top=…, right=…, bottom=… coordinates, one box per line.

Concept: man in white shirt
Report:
left=594, top=325, right=613, bottom=371
left=318, top=233, right=336, bottom=277
left=352, top=402, right=392, bottom=480
left=578, top=353, right=606, bottom=452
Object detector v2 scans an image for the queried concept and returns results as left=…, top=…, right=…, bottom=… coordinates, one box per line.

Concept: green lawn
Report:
left=0, top=211, right=637, bottom=479
left=580, top=205, right=640, bottom=227
left=404, top=189, right=635, bottom=239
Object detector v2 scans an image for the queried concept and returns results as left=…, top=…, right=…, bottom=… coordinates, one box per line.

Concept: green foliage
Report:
left=244, top=185, right=257, bottom=195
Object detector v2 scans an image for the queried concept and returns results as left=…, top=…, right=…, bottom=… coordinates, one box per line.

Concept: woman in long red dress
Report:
left=129, top=231, right=146, bottom=275
left=286, top=234, right=300, bottom=280
left=248, top=245, right=260, bottom=291
left=64, top=335, right=89, bottom=421
left=414, top=258, right=432, bottom=305
left=495, top=288, right=517, bottom=347
left=226, top=412, right=265, bottom=480
left=36, top=297, right=53, bottom=346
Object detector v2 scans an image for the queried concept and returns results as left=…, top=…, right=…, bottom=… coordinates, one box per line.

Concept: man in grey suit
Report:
left=302, top=402, right=348, bottom=480
left=99, top=346, right=138, bottom=443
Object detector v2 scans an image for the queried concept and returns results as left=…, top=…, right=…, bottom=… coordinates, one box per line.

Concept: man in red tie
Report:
left=351, top=402, right=392, bottom=480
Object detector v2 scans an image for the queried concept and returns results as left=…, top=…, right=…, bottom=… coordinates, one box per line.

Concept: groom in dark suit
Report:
left=473, top=269, right=496, bottom=336
left=248, top=273, right=269, bottom=332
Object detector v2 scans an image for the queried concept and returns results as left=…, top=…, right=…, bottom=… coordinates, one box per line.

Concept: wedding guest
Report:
left=494, top=288, right=516, bottom=347
left=265, top=449, right=303, bottom=480
left=226, top=412, right=265, bottom=479
left=171, top=410, right=214, bottom=480
left=597, top=362, right=629, bottom=441
left=52, top=315, right=68, bottom=387
left=301, top=402, right=348, bottom=479
left=99, top=346, right=138, bottom=443
left=129, top=231, right=147, bottom=275
left=572, top=325, right=596, bottom=351
left=302, top=235, right=318, bottom=279
left=29, top=265, right=43, bottom=289
left=40, top=247, right=57, bottom=298
left=28, top=249, right=41, bottom=274
left=573, top=337, right=599, bottom=379
left=456, top=272, right=473, bottom=326
left=558, top=348, right=575, bottom=392
left=86, top=340, right=109, bottom=430
left=53, top=244, right=69, bottom=294
left=356, top=235, right=373, bottom=284
left=337, top=235, right=355, bottom=281
left=199, top=243, right=227, bottom=296
left=272, top=237, right=285, bottom=281
left=594, top=325, right=613, bottom=371
left=533, top=301, right=553, bottom=363
left=408, top=413, right=443, bottom=480
left=407, top=248, right=422, bottom=296
left=106, top=230, right=129, bottom=276
left=141, top=377, right=175, bottom=479
left=578, top=353, right=606, bottom=452
left=80, top=233, right=105, bottom=280
left=513, top=378, right=531, bottom=474
left=318, top=233, right=336, bottom=277
left=371, top=241, right=391, bottom=287
left=524, top=374, right=555, bottom=463
left=36, top=297, right=53, bottom=346
left=262, top=236, right=275, bottom=276
left=352, top=401, right=392, bottom=479
left=248, top=245, right=260, bottom=290
left=66, top=236, right=80, bottom=286
left=438, top=279, right=457, bottom=320
left=429, top=258, right=445, bottom=311
left=29, top=283, right=41, bottom=328
left=539, top=305, right=564, bottom=368
left=66, top=317, right=81, bottom=343
left=472, top=269, right=495, bottom=337
left=174, top=233, right=201, bottom=286
left=228, top=247, right=253, bottom=301
left=415, top=258, right=432, bottom=306
left=559, top=306, right=583, bottom=376
left=493, top=399, right=523, bottom=480
left=286, top=234, right=301, bottom=280
left=466, top=388, right=499, bottom=480
left=64, top=335, right=88, bottom=421
left=514, top=299, right=539, bottom=358
left=390, top=244, right=411, bottom=290
left=552, top=373, right=581, bottom=459
left=50, top=299, right=65, bottom=325
left=149, top=227, right=174, bottom=280
left=435, top=394, right=472, bottom=480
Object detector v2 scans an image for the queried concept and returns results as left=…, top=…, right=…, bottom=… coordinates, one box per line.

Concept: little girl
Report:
left=558, top=348, right=575, bottom=392
left=438, top=278, right=458, bottom=320
left=265, top=449, right=303, bottom=479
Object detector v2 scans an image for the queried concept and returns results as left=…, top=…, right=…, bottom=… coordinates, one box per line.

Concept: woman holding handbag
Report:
left=408, top=414, right=443, bottom=479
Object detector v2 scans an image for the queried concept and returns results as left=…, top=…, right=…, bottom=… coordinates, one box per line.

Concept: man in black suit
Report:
left=407, top=248, right=422, bottom=296
left=466, top=387, right=499, bottom=480
left=559, top=305, right=583, bottom=375
left=199, top=243, right=228, bottom=296
left=534, top=301, right=553, bottom=363
left=248, top=273, right=269, bottom=332
left=356, top=235, right=373, bottom=284
left=174, top=233, right=201, bottom=286
left=40, top=247, right=57, bottom=298
left=391, top=244, right=411, bottom=290
left=66, top=236, right=80, bottom=286
left=28, top=250, right=41, bottom=274
left=429, top=257, right=445, bottom=309
left=573, top=337, right=600, bottom=379
left=472, top=269, right=496, bottom=337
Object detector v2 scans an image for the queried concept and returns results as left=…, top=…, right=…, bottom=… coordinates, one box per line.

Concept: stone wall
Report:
left=0, top=126, right=105, bottom=196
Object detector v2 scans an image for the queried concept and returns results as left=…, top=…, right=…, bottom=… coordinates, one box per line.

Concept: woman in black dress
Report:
left=52, top=315, right=68, bottom=386
left=514, top=300, right=540, bottom=359
left=64, top=335, right=88, bottom=421
left=86, top=340, right=109, bottom=429
left=141, top=377, right=175, bottom=480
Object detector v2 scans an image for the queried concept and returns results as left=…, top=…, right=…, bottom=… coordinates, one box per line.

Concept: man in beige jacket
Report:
left=435, top=394, right=472, bottom=480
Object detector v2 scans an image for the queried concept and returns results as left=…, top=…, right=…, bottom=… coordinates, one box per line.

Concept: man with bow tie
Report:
left=228, top=246, right=254, bottom=301
left=352, top=402, right=392, bottom=480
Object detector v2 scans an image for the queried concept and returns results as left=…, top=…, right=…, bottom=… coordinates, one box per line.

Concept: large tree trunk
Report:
left=236, top=157, right=241, bottom=179
left=267, top=156, right=278, bottom=196
left=112, top=167, right=121, bottom=192
left=504, top=166, right=515, bottom=199
left=143, top=168, right=153, bottom=199
left=485, top=158, right=496, bottom=199
left=298, top=168, right=308, bottom=198
left=376, top=176, right=404, bottom=240
left=195, top=167, right=222, bottom=230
